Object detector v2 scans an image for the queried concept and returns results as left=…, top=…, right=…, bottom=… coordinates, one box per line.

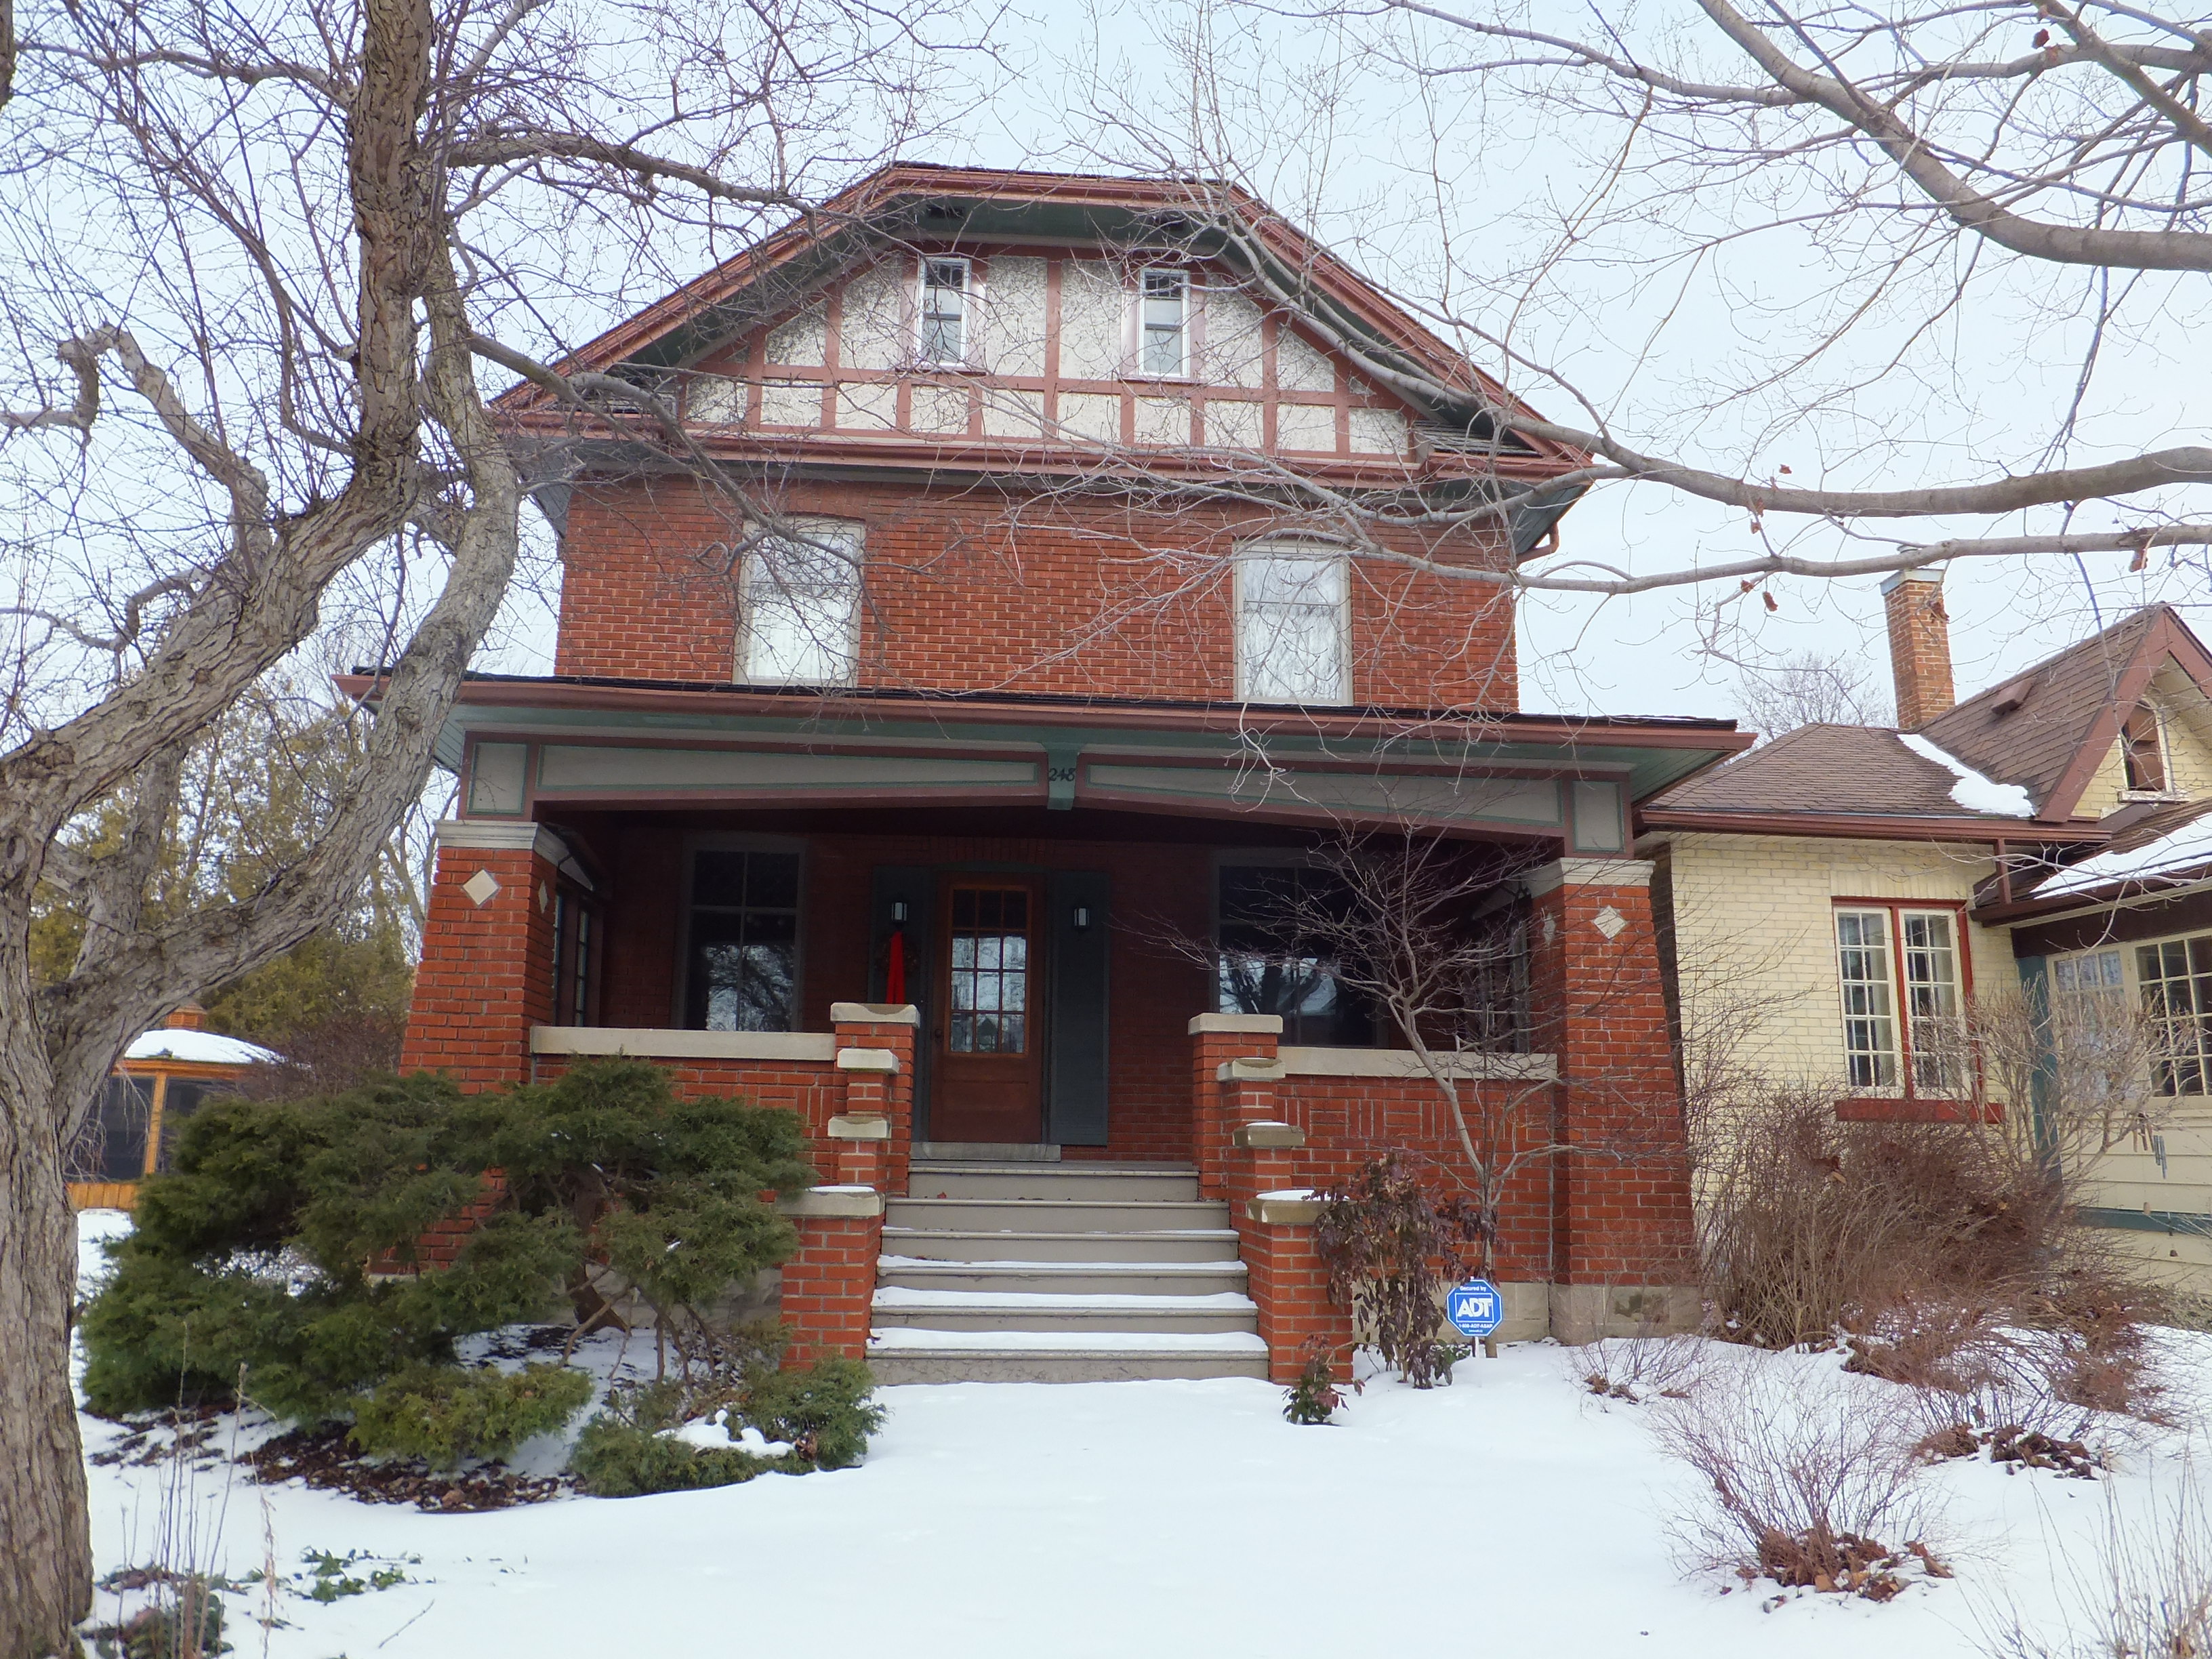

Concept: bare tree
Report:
left=1027, top=1, right=2210, bottom=619
left=0, top=1, right=970, bottom=1650
left=1735, top=653, right=1893, bottom=741
left=1174, top=831, right=1674, bottom=1274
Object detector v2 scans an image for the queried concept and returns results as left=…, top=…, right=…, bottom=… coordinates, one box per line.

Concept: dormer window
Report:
left=1139, top=268, right=1188, bottom=377
left=2121, top=703, right=2171, bottom=794
left=920, top=258, right=969, bottom=365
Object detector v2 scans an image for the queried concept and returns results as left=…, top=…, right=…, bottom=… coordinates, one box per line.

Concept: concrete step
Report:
left=885, top=1197, right=1229, bottom=1234
left=878, top=1227, right=1241, bottom=1264
left=865, top=1326, right=1271, bottom=1384
left=907, top=1163, right=1201, bottom=1203
left=871, top=1286, right=1259, bottom=1334
left=876, top=1258, right=1250, bottom=1296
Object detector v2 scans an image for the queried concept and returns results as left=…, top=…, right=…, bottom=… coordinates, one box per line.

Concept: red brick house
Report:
left=365, top=165, right=1748, bottom=1381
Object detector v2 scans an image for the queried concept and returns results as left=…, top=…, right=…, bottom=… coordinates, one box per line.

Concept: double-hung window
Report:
left=1833, top=903, right=1969, bottom=1099
left=741, top=520, right=861, bottom=685
left=920, top=258, right=969, bottom=365
left=1235, top=546, right=1350, bottom=705
left=1139, top=268, right=1188, bottom=376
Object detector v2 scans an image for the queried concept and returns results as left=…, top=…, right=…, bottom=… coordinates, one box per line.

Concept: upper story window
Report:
left=685, top=847, right=801, bottom=1031
left=1834, top=903, right=1968, bottom=1097
left=1139, top=268, right=1188, bottom=377
left=2121, top=703, right=2172, bottom=795
left=741, top=520, right=861, bottom=685
left=1235, top=545, right=1350, bottom=705
left=920, top=258, right=970, bottom=365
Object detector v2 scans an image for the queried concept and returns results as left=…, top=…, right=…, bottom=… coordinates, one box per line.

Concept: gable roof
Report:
left=1914, top=605, right=2212, bottom=823
left=1639, top=722, right=2053, bottom=840
left=496, top=163, right=1584, bottom=487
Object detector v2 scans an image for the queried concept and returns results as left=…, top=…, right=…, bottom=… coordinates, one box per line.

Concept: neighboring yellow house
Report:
left=66, top=1005, right=276, bottom=1210
left=1643, top=578, right=2212, bottom=1292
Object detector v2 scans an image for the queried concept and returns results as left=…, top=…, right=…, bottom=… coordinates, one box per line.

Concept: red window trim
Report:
left=1831, top=897, right=1996, bottom=1123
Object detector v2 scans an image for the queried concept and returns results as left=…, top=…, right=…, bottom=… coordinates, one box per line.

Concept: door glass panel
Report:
left=949, top=887, right=1029, bottom=1054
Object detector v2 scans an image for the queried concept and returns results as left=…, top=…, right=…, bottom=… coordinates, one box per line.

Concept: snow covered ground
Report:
left=74, top=1210, right=2212, bottom=1658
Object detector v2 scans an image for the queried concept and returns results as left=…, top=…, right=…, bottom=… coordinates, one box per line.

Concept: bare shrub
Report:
left=1572, top=1331, right=1706, bottom=1404
left=1981, top=1461, right=2212, bottom=1659
left=1654, top=1360, right=1948, bottom=1600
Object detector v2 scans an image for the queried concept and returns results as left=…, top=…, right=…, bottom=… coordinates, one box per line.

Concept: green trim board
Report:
left=428, top=695, right=1719, bottom=806
left=1082, top=762, right=1561, bottom=830
left=2078, top=1206, right=2212, bottom=1238
left=534, top=743, right=1039, bottom=797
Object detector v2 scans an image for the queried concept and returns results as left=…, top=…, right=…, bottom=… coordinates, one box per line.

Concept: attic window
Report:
left=920, top=258, right=969, bottom=365
left=1139, top=268, right=1188, bottom=377
left=2121, top=704, right=2171, bottom=794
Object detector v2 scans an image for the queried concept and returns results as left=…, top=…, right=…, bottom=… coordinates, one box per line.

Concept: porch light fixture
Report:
left=1071, top=905, right=1092, bottom=931
left=890, top=900, right=909, bottom=924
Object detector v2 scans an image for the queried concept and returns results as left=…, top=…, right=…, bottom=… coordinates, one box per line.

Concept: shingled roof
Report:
left=1916, top=605, right=2212, bottom=823
left=1641, top=722, right=2041, bottom=836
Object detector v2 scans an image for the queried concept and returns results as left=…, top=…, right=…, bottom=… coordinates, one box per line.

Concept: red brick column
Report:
left=1188, top=1014, right=1281, bottom=1198
left=1227, top=1124, right=1351, bottom=1383
left=830, top=1004, right=917, bottom=1195
left=777, top=1192, right=885, bottom=1367
left=1525, top=858, right=1697, bottom=1341
left=400, top=821, right=562, bottom=1089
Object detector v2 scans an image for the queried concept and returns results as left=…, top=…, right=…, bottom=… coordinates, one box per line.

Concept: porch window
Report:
left=551, top=888, right=598, bottom=1027
left=2137, top=935, right=2212, bottom=1095
left=1833, top=903, right=1969, bottom=1097
left=920, top=258, right=969, bottom=365
left=1235, top=546, right=1349, bottom=705
left=1215, top=863, right=1373, bottom=1046
left=1139, top=268, right=1188, bottom=377
left=741, top=520, right=861, bottom=685
left=684, top=849, right=801, bottom=1031
left=67, top=1075, right=153, bottom=1183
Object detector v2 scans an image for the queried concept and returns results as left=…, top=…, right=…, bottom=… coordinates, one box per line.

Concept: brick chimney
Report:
left=1882, top=567, right=1954, bottom=731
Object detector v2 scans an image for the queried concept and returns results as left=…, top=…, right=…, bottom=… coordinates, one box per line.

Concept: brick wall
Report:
left=399, top=842, right=558, bottom=1086
left=1528, top=877, right=1696, bottom=1287
left=779, top=1215, right=882, bottom=1366
left=554, top=477, right=1518, bottom=710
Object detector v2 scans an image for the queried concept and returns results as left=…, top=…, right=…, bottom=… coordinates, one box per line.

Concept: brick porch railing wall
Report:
left=1195, top=857, right=1700, bottom=1373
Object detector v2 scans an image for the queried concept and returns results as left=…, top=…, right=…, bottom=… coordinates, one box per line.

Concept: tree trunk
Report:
left=0, top=1070, right=91, bottom=1659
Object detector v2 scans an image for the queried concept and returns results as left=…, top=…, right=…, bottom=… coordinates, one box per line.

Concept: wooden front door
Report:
left=931, top=878, right=1045, bottom=1143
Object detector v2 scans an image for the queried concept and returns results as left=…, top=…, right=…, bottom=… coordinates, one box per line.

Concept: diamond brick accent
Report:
left=462, top=868, right=502, bottom=907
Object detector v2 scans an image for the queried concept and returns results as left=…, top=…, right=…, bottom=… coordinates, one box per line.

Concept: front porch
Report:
left=404, top=810, right=1699, bottom=1377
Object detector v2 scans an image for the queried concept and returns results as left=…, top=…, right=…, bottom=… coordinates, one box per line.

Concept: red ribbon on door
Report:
left=886, top=927, right=906, bottom=1006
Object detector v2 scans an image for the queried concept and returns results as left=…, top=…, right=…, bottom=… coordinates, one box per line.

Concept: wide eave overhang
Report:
left=342, top=671, right=1748, bottom=839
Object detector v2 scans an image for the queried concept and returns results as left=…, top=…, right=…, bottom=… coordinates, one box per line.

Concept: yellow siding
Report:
left=1654, top=832, right=2013, bottom=1099
left=2077, top=739, right=2131, bottom=819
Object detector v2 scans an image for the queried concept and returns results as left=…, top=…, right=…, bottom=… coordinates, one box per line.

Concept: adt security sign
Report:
left=1446, top=1277, right=1503, bottom=1340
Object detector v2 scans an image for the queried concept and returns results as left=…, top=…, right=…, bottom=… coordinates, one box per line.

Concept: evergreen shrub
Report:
left=80, top=1060, right=814, bottom=1461
left=348, top=1363, right=595, bottom=1468
left=567, top=1359, right=885, bottom=1496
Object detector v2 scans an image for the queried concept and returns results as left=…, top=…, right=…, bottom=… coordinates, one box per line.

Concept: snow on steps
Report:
left=867, top=1161, right=1269, bottom=1383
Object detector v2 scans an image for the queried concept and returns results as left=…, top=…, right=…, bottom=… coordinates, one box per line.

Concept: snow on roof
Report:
left=123, top=1028, right=279, bottom=1067
left=1896, top=733, right=2035, bottom=818
left=2039, top=810, right=2212, bottom=899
